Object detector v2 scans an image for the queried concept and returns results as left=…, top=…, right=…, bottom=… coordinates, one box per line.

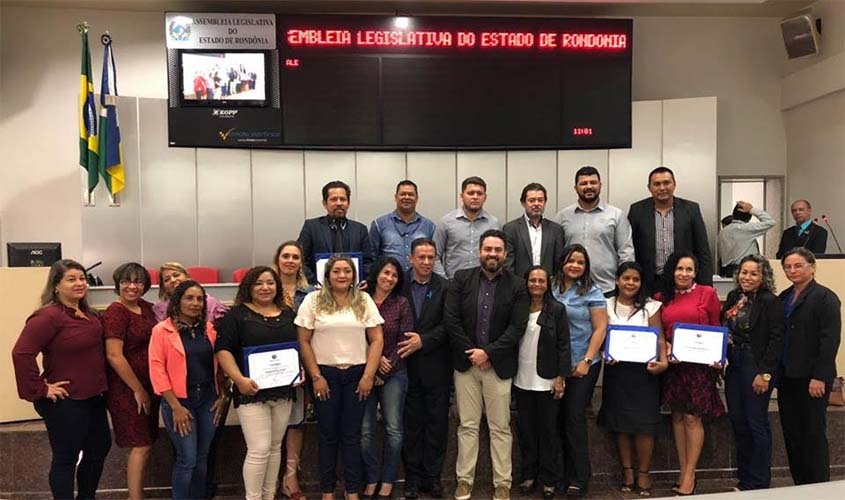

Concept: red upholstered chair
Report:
left=232, top=267, right=250, bottom=284
left=187, top=266, right=220, bottom=284
left=147, top=267, right=160, bottom=286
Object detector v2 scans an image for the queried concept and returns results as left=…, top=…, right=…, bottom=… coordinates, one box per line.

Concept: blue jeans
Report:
left=161, top=384, right=217, bottom=500
left=725, top=346, right=774, bottom=490
left=315, top=365, right=368, bottom=494
left=362, top=369, right=409, bottom=484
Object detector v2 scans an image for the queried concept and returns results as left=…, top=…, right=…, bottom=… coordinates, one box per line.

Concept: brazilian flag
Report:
left=78, top=26, right=99, bottom=194
left=97, top=33, right=125, bottom=196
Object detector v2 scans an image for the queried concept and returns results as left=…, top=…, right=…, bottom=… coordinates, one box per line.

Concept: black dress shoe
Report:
left=404, top=481, right=419, bottom=499
left=428, top=480, right=445, bottom=499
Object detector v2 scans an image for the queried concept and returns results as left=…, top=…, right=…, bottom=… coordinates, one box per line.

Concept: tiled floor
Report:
left=136, top=476, right=836, bottom=500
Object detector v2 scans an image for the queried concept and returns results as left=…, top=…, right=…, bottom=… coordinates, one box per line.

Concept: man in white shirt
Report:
left=502, top=182, right=565, bottom=279
left=718, top=201, right=775, bottom=276
left=554, top=166, right=634, bottom=295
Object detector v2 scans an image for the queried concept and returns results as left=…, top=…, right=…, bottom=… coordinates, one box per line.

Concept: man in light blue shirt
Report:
left=554, top=166, right=634, bottom=294
left=369, top=180, right=436, bottom=271
left=433, top=176, right=500, bottom=279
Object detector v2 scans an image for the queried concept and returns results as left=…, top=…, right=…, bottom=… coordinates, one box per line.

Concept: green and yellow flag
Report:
left=96, top=32, right=125, bottom=196
left=78, top=24, right=99, bottom=194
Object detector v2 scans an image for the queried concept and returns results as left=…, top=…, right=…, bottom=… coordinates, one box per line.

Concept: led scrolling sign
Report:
left=286, top=29, right=628, bottom=51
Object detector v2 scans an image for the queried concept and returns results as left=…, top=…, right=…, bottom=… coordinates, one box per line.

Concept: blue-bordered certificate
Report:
left=670, top=323, right=728, bottom=365
left=605, top=324, right=659, bottom=363
left=243, top=342, right=301, bottom=389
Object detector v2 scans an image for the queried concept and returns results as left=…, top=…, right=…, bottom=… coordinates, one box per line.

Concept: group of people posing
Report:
left=11, top=166, right=842, bottom=500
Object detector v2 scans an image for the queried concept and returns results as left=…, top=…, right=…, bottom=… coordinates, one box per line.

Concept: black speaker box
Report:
left=780, top=14, right=820, bottom=59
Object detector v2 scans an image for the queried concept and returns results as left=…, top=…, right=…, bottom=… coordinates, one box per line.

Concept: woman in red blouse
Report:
left=12, top=259, right=112, bottom=500
left=656, top=250, right=725, bottom=496
left=103, top=262, right=159, bottom=500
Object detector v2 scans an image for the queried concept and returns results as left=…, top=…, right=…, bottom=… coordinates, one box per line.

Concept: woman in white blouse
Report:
left=514, top=266, right=571, bottom=500
left=598, top=262, right=668, bottom=497
left=296, top=256, right=384, bottom=500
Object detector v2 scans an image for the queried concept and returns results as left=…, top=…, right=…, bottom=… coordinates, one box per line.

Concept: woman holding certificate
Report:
left=361, top=256, right=414, bottom=500
left=778, top=248, right=841, bottom=485
left=275, top=240, right=316, bottom=500
left=515, top=265, right=570, bottom=500
left=599, top=262, right=668, bottom=497
left=296, top=256, right=385, bottom=500
left=657, top=250, right=724, bottom=496
left=215, top=266, right=300, bottom=500
left=551, top=244, right=608, bottom=498
left=721, top=255, right=783, bottom=491
left=148, top=280, right=228, bottom=500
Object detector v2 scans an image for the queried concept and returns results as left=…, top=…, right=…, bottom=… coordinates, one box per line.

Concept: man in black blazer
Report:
left=628, top=166, right=713, bottom=293
left=502, top=182, right=565, bottom=279
left=297, top=180, right=371, bottom=283
left=445, top=229, right=529, bottom=500
left=776, top=199, right=828, bottom=259
left=396, top=238, right=451, bottom=499
left=778, top=248, right=841, bottom=485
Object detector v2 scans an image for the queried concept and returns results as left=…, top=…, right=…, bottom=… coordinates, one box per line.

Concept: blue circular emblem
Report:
left=168, top=19, right=192, bottom=42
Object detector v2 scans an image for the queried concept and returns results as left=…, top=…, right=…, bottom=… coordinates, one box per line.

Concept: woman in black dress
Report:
left=598, top=262, right=668, bottom=497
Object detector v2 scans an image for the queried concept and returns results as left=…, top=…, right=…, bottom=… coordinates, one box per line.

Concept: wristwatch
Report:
left=761, top=373, right=772, bottom=382
left=582, top=356, right=592, bottom=365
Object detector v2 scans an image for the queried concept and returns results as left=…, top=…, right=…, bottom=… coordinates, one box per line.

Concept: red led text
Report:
left=572, top=127, right=594, bottom=136
left=285, top=28, right=628, bottom=52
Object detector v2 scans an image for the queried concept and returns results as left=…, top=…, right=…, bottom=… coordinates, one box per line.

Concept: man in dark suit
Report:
left=502, top=182, right=565, bottom=280
left=445, top=229, right=529, bottom=500
left=396, top=238, right=451, bottom=499
left=776, top=199, right=828, bottom=259
left=297, top=180, right=371, bottom=283
left=628, top=166, right=713, bottom=293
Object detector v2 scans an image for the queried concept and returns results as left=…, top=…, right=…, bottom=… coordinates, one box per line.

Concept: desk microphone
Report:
left=821, top=215, right=843, bottom=253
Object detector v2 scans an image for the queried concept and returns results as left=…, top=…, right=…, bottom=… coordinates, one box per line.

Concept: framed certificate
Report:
left=669, top=323, right=728, bottom=366
left=243, top=342, right=302, bottom=390
left=315, top=251, right=363, bottom=286
left=604, top=324, right=659, bottom=364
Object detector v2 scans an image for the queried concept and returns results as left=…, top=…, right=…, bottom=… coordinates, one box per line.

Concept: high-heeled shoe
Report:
left=673, top=480, right=697, bottom=496
left=620, top=466, right=635, bottom=492
left=282, top=457, right=306, bottom=500
left=636, top=470, right=652, bottom=497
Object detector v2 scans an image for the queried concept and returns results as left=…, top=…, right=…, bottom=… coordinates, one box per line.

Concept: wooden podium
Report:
left=772, top=255, right=845, bottom=377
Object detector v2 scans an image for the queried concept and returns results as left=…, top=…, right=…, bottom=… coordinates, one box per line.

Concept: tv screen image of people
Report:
left=181, top=52, right=266, bottom=102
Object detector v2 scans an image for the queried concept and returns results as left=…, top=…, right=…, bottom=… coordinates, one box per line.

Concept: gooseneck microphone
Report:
left=821, top=215, right=843, bottom=253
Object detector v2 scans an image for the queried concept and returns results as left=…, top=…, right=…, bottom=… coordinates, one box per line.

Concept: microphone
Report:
left=821, top=215, right=844, bottom=253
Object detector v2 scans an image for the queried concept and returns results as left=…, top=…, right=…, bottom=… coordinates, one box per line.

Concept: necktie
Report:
left=331, top=219, right=345, bottom=253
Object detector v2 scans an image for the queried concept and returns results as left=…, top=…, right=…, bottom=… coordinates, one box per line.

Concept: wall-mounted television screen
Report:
left=180, top=51, right=267, bottom=106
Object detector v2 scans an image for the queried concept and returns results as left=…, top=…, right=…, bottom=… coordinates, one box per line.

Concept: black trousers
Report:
left=515, top=387, right=560, bottom=487
left=205, top=398, right=230, bottom=497
left=402, top=380, right=451, bottom=486
left=777, top=376, right=831, bottom=485
left=34, top=395, right=112, bottom=500
left=560, top=362, right=601, bottom=490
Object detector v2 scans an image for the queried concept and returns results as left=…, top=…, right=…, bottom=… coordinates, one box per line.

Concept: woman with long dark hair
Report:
left=598, top=262, right=668, bottom=497
left=657, top=250, right=724, bottom=496
left=296, top=256, right=385, bottom=500
left=361, top=256, right=414, bottom=499
left=149, top=280, right=228, bottom=500
left=551, top=244, right=608, bottom=497
left=514, top=265, right=570, bottom=500
left=215, top=266, right=301, bottom=500
left=722, top=254, right=783, bottom=491
left=12, top=259, right=112, bottom=500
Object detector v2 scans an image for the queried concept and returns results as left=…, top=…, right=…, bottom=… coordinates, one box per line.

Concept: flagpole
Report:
left=78, top=21, right=95, bottom=206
